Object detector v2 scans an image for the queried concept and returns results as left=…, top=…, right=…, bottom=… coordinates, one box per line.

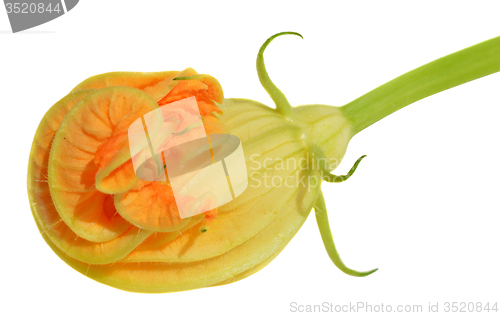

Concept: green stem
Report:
left=314, top=190, right=378, bottom=277
left=341, top=35, right=500, bottom=135
left=257, top=32, right=303, bottom=117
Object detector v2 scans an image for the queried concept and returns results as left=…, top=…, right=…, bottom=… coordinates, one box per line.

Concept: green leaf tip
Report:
left=257, top=32, right=303, bottom=117
left=173, top=75, right=207, bottom=81
left=322, top=155, right=367, bottom=183
left=314, top=191, right=377, bottom=277
left=172, top=122, right=202, bottom=136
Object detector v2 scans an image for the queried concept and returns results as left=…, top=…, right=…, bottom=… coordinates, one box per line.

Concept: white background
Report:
left=1, top=1, right=499, bottom=315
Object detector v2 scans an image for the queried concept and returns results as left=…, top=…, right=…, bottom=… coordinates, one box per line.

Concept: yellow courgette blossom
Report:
left=27, top=32, right=500, bottom=293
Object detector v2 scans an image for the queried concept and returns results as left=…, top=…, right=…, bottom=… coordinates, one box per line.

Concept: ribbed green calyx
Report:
left=227, top=31, right=500, bottom=277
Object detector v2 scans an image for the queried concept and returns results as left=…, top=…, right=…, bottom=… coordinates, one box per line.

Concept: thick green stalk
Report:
left=341, top=36, right=500, bottom=135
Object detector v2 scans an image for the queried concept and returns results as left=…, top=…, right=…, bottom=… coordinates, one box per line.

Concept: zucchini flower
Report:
left=27, top=32, right=500, bottom=293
